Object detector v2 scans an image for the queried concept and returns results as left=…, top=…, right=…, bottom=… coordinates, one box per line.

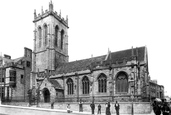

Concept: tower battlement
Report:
left=33, top=1, right=68, bottom=28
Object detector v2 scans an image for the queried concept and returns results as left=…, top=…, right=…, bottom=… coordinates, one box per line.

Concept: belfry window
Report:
left=38, top=27, right=42, bottom=48
left=116, top=72, right=128, bottom=93
left=67, top=78, right=74, bottom=95
left=98, top=73, right=107, bottom=93
left=82, top=76, right=90, bottom=94
left=44, top=24, right=48, bottom=46
left=60, top=30, right=64, bottom=50
left=54, top=26, right=59, bottom=47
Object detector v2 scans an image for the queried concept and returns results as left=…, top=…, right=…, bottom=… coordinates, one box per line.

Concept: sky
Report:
left=0, top=0, right=171, bottom=97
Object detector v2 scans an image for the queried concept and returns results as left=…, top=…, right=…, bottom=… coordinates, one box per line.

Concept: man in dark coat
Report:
left=90, top=102, right=95, bottom=115
left=162, top=102, right=170, bottom=115
left=106, top=102, right=111, bottom=115
left=155, top=103, right=161, bottom=115
left=97, top=104, right=101, bottom=115
left=115, top=101, right=120, bottom=115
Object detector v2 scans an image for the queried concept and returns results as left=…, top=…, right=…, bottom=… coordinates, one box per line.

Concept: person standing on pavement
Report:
left=155, top=103, right=161, bottom=115
left=67, top=104, right=72, bottom=113
left=162, top=102, right=170, bottom=115
left=106, top=102, right=111, bottom=115
left=79, top=99, right=83, bottom=112
left=97, top=104, right=101, bottom=115
left=105, top=103, right=108, bottom=115
left=115, top=101, right=120, bottom=115
left=90, top=101, right=95, bottom=115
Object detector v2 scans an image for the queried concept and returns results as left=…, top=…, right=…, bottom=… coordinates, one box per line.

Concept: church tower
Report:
left=31, top=1, right=69, bottom=87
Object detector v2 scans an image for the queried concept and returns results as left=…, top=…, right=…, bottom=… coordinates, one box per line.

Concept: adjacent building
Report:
left=147, top=80, right=164, bottom=101
left=0, top=47, right=32, bottom=101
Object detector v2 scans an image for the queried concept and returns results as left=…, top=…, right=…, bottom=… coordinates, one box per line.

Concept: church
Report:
left=31, top=1, right=150, bottom=103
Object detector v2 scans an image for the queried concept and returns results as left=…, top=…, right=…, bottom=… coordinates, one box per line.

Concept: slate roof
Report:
left=55, top=46, right=146, bottom=75
left=55, top=55, right=106, bottom=74
left=48, top=79, right=63, bottom=89
left=12, top=57, right=24, bottom=64
left=106, top=46, right=145, bottom=63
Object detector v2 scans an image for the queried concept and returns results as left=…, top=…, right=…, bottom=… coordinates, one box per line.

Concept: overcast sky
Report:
left=0, top=0, right=171, bottom=97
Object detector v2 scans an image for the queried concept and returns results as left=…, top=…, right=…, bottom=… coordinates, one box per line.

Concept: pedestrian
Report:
left=115, top=101, right=120, bottom=115
left=106, top=102, right=111, bottom=115
left=105, top=103, right=108, bottom=115
left=67, top=104, right=72, bottom=113
left=79, top=99, right=83, bottom=112
left=90, top=102, right=95, bottom=115
left=169, top=103, right=171, bottom=115
left=155, top=103, right=161, bottom=115
left=162, top=102, right=170, bottom=115
left=97, top=104, right=101, bottom=115
left=51, top=101, right=54, bottom=109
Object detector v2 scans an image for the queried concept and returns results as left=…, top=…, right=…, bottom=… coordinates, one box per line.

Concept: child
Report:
left=67, top=104, right=72, bottom=113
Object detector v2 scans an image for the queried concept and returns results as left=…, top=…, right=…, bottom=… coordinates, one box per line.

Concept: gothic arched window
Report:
left=116, top=72, right=128, bottom=93
left=60, top=30, right=64, bottom=50
left=54, top=26, right=59, bottom=47
left=44, top=24, right=48, bottom=46
left=67, top=78, right=74, bottom=95
left=98, top=73, right=107, bottom=93
left=38, top=27, right=42, bottom=48
left=82, top=76, right=90, bottom=94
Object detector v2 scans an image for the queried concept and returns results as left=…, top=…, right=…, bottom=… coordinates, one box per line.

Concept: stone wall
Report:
left=53, top=102, right=152, bottom=114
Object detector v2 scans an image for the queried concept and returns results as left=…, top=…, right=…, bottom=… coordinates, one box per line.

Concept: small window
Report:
left=2, top=78, right=4, bottom=82
left=20, top=75, right=24, bottom=84
left=27, top=61, right=31, bottom=67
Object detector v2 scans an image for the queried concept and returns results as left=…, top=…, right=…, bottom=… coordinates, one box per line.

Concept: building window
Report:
left=20, top=75, right=24, bottom=84
left=60, top=30, right=64, bottom=50
left=116, top=72, right=128, bottom=93
left=82, top=76, right=90, bottom=94
left=98, top=73, right=107, bottom=93
left=10, top=70, right=16, bottom=81
left=54, top=26, right=59, bottom=47
left=0, top=87, right=4, bottom=99
left=67, top=78, right=74, bottom=95
left=26, top=61, right=31, bottom=67
left=38, top=27, right=42, bottom=48
left=44, top=24, right=48, bottom=46
left=2, top=78, right=4, bottom=82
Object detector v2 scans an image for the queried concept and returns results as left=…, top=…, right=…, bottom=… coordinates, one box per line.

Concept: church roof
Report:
left=48, top=79, right=63, bottom=89
left=55, top=55, right=106, bottom=74
left=55, top=46, right=146, bottom=74
left=106, top=46, right=145, bottom=63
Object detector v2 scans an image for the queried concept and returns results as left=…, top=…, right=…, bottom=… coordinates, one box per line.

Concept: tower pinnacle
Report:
left=34, top=9, right=37, bottom=19
left=49, top=0, right=53, bottom=11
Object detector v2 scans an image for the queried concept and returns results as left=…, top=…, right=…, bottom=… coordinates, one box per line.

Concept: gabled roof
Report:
left=54, top=46, right=146, bottom=75
left=12, top=57, right=24, bottom=64
left=48, top=79, right=63, bottom=89
left=106, top=46, right=145, bottom=63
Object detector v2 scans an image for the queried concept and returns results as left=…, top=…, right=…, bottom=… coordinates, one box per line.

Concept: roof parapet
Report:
left=33, top=1, right=68, bottom=28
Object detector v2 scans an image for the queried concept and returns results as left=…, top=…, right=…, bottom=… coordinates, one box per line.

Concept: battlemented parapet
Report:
left=33, top=1, right=68, bottom=28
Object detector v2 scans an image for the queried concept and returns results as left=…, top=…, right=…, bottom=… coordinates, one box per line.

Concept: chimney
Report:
left=4, top=54, right=11, bottom=59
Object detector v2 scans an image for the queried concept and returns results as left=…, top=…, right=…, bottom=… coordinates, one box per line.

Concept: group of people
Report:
left=90, top=101, right=120, bottom=115
left=67, top=100, right=120, bottom=115
left=152, top=100, right=171, bottom=115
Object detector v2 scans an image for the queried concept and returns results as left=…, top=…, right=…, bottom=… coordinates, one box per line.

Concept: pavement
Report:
left=0, top=103, right=155, bottom=115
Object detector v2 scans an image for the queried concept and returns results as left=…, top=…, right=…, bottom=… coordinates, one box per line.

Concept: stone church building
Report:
left=31, top=1, right=150, bottom=103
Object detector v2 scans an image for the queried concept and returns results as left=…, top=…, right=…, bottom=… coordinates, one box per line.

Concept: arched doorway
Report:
left=43, top=88, right=50, bottom=102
